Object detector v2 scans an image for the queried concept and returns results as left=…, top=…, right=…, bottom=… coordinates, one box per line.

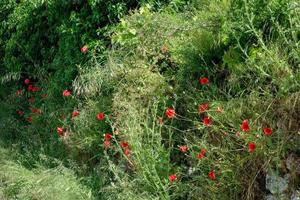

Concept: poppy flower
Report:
left=57, top=127, right=64, bottom=136
left=241, top=119, right=250, bottom=132
left=169, top=174, right=177, bottom=182
left=124, top=148, right=130, bottom=156
left=28, top=85, right=34, bottom=92
left=165, top=108, right=175, bottom=119
left=263, top=127, right=272, bottom=136
left=201, top=149, right=207, bottom=156
left=28, top=97, right=35, bottom=104
left=203, top=116, right=212, bottom=126
left=248, top=142, right=256, bottom=153
left=41, top=94, right=48, bottom=98
left=197, top=153, right=204, bottom=159
left=16, top=90, right=23, bottom=96
left=63, top=90, right=71, bottom=97
left=208, top=170, right=216, bottom=180
left=30, top=107, right=42, bottom=115
left=199, top=77, right=209, bottom=85
left=17, top=110, right=24, bottom=116
left=179, top=145, right=188, bottom=153
left=26, top=116, right=32, bottom=123
left=198, top=103, right=209, bottom=113
left=120, top=141, right=129, bottom=149
left=31, top=86, right=41, bottom=92
left=81, top=45, right=88, bottom=54
left=97, top=112, right=104, bottom=121
left=105, top=133, right=112, bottom=141
left=103, top=140, right=110, bottom=148
left=72, top=111, right=79, bottom=118
left=24, top=79, right=30, bottom=85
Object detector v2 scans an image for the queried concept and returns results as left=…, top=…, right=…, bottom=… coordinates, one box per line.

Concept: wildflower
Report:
left=30, top=107, right=42, bottom=114
left=241, top=119, right=250, bottom=132
left=201, top=149, right=207, bottom=156
left=199, top=77, right=209, bottom=85
left=72, top=111, right=79, bottom=118
left=97, top=112, right=104, bottom=121
left=120, top=141, right=129, bottom=149
left=248, top=142, right=256, bottom=153
left=198, top=103, right=209, bottom=113
left=28, top=97, right=35, bottom=104
left=103, top=140, right=110, bottom=148
left=24, top=79, right=30, bottom=85
left=28, top=85, right=33, bottom=92
left=57, top=127, right=64, bottom=136
left=197, top=153, right=204, bottom=159
left=41, top=93, right=48, bottom=98
left=124, top=148, right=130, bottom=156
left=105, top=133, right=112, bottom=141
left=208, top=170, right=216, bottom=180
left=203, top=116, right=212, bottom=126
left=165, top=108, right=175, bottom=119
left=169, top=174, right=177, bottom=182
left=236, top=132, right=241, bottom=137
left=17, top=110, right=24, bottom=116
left=179, top=145, right=188, bottom=153
left=26, top=116, right=32, bottom=123
left=263, top=127, right=272, bottom=136
left=16, top=90, right=23, bottom=96
left=81, top=45, right=88, bottom=54
left=63, top=90, right=71, bottom=97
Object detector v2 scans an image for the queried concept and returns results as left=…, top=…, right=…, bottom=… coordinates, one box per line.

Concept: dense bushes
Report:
left=1, top=0, right=300, bottom=199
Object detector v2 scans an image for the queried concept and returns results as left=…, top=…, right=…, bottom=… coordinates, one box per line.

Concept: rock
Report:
left=291, top=191, right=300, bottom=200
left=266, top=173, right=289, bottom=194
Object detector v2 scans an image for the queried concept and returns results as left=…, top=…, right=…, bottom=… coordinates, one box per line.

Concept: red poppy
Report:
left=208, top=170, right=216, bottom=180
left=105, top=133, right=112, bottom=141
left=120, top=141, right=129, bottom=149
left=63, top=90, right=71, bottom=97
left=169, top=174, right=177, bottom=182
left=248, top=142, right=256, bottom=153
left=179, top=145, right=188, bottom=153
left=26, top=116, right=32, bottom=123
left=198, top=103, right=209, bottom=113
left=201, top=149, right=207, bottom=156
left=263, top=127, right=272, bottom=136
left=41, top=93, right=48, bottom=98
left=124, top=148, right=130, bottom=156
left=97, top=112, right=104, bottom=121
left=28, top=85, right=33, bottom=92
left=81, top=45, right=88, bottom=54
left=203, top=116, right=212, bottom=126
left=31, top=86, right=41, bottom=92
left=17, top=110, right=24, bottom=116
left=72, top=111, right=79, bottom=118
left=57, top=127, right=64, bottom=136
left=199, top=77, right=209, bottom=85
left=241, top=119, right=250, bottom=132
left=28, top=97, right=35, bottom=104
left=16, top=90, right=23, bottom=96
left=197, top=153, right=204, bottom=159
left=24, top=79, right=30, bottom=85
left=103, top=140, right=110, bottom=148
left=165, top=108, right=175, bottom=119
left=30, top=107, right=42, bottom=115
